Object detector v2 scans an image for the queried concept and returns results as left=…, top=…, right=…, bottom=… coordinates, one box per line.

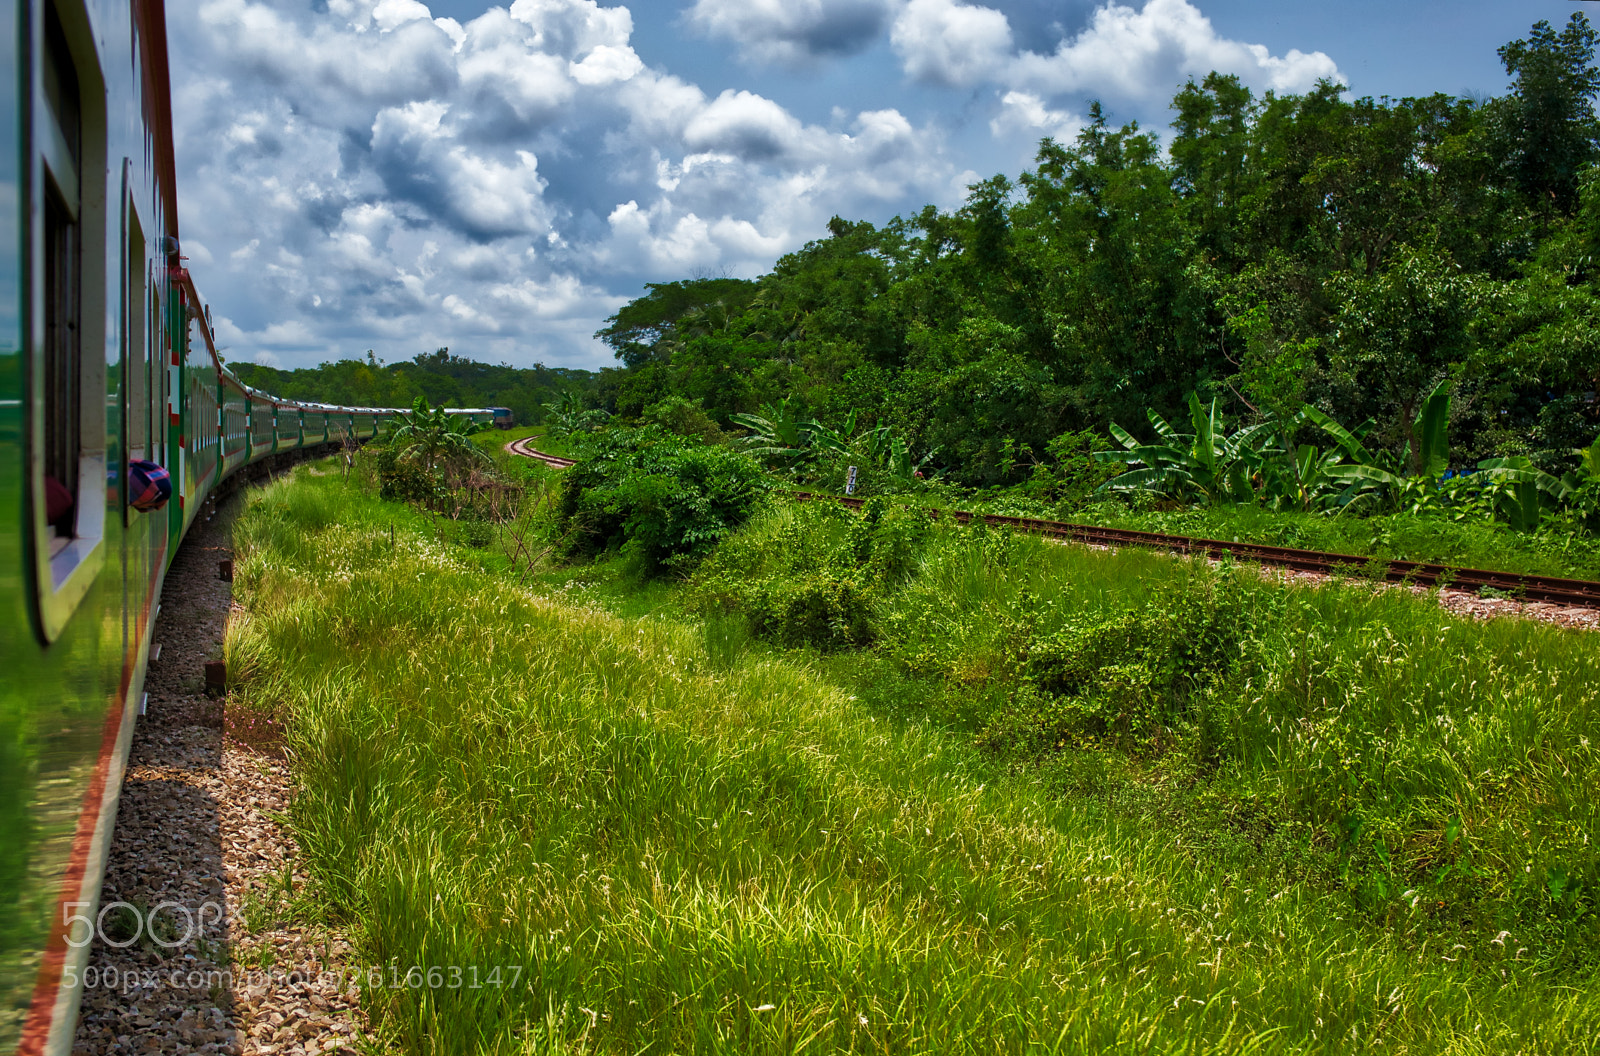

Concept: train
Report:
left=0, top=1, right=495, bottom=1052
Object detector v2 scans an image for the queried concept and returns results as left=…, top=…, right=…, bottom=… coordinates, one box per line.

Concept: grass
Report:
left=697, top=501, right=1600, bottom=940
left=226, top=467, right=1600, bottom=1054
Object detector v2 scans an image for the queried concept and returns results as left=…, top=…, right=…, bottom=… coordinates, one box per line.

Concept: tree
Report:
left=1325, top=247, right=1476, bottom=461
left=1487, top=13, right=1600, bottom=213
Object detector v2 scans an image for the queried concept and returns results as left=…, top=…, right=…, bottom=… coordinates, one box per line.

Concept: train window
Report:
left=41, top=3, right=81, bottom=544
left=126, top=208, right=146, bottom=464
left=151, top=281, right=163, bottom=466
left=30, top=0, right=107, bottom=641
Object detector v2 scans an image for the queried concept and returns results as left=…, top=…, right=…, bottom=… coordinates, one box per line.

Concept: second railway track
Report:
left=498, top=442, right=1600, bottom=610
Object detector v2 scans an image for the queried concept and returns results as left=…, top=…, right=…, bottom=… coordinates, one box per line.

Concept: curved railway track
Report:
left=499, top=443, right=1600, bottom=610
left=505, top=436, right=577, bottom=467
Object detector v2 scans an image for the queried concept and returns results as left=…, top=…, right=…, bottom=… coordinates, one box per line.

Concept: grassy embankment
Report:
left=227, top=466, right=1600, bottom=1054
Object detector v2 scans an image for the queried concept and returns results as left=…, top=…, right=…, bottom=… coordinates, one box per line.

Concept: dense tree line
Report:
left=592, top=15, right=1600, bottom=488
left=232, top=347, right=595, bottom=426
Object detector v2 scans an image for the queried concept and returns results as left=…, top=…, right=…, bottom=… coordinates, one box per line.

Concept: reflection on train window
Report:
left=41, top=3, right=81, bottom=552
left=127, top=213, right=146, bottom=465
left=152, top=282, right=163, bottom=466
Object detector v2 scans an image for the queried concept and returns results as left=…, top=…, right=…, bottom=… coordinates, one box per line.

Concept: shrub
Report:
left=686, top=497, right=938, bottom=650
left=744, top=574, right=876, bottom=650
left=984, top=575, right=1264, bottom=757
left=364, top=444, right=443, bottom=506
left=556, top=427, right=769, bottom=572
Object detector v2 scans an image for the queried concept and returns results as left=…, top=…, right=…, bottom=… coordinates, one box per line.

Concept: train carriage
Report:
left=0, top=2, right=425, bottom=1051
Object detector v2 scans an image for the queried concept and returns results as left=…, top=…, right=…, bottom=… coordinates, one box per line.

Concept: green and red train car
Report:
left=0, top=1, right=492, bottom=1051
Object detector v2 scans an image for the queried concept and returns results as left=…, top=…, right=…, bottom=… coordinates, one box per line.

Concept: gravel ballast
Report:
left=71, top=499, right=369, bottom=1056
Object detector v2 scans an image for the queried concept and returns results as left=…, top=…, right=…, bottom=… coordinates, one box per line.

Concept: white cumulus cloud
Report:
left=891, top=0, right=1015, bottom=87
left=1006, top=0, right=1341, bottom=102
left=167, top=0, right=962, bottom=369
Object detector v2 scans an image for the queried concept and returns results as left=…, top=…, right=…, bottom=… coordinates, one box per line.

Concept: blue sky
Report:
left=165, top=0, right=1589, bottom=371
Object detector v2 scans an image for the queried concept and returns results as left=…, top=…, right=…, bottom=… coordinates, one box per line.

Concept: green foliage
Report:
left=688, top=497, right=932, bottom=649
left=587, top=16, right=1600, bottom=503
left=1010, top=576, right=1258, bottom=756
left=363, top=396, right=492, bottom=509
left=555, top=428, right=769, bottom=571
left=729, top=395, right=813, bottom=460
left=384, top=396, right=490, bottom=472
left=364, top=443, right=442, bottom=507
left=1487, top=13, right=1600, bottom=213
left=1098, top=392, right=1276, bottom=505
left=640, top=395, right=724, bottom=444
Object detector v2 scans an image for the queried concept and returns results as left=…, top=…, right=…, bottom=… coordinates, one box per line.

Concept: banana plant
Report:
left=1411, top=379, right=1451, bottom=478
left=1304, top=379, right=1453, bottom=509
left=1254, top=438, right=1353, bottom=512
left=387, top=397, right=489, bottom=472
left=1096, top=393, right=1275, bottom=504
left=1473, top=455, right=1573, bottom=531
left=730, top=396, right=813, bottom=460
left=804, top=409, right=858, bottom=457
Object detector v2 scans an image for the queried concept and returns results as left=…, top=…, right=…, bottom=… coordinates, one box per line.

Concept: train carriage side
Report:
left=0, top=0, right=194, bottom=1050
left=0, top=1, right=416, bottom=1049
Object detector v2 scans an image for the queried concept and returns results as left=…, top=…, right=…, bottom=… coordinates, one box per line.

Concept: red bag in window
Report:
left=44, top=476, right=73, bottom=522
left=128, top=460, right=172, bottom=512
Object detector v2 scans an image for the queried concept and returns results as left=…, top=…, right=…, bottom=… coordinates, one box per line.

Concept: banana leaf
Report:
left=1413, top=379, right=1451, bottom=478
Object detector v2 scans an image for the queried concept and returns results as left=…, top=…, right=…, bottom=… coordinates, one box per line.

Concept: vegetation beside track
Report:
left=229, top=462, right=1600, bottom=1053
left=888, top=493, right=1600, bottom=583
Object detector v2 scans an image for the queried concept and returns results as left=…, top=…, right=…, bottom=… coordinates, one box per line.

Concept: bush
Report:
left=556, top=427, right=770, bottom=572
left=641, top=395, right=725, bottom=444
left=745, top=574, right=877, bottom=650
left=687, top=497, right=936, bottom=650
left=364, top=444, right=442, bottom=506
left=995, top=576, right=1261, bottom=757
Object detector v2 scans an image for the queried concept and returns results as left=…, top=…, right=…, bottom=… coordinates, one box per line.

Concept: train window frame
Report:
left=123, top=164, right=147, bottom=524
left=27, top=0, right=108, bottom=643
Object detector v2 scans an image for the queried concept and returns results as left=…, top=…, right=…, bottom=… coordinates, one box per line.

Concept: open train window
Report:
left=29, top=0, right=107, bottom=642
left=42, top=5, right=80, bottom=544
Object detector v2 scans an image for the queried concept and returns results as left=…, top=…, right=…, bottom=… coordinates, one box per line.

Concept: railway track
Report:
left=505, top=435, right=577, bottom=468
left=793, top=492, right=1600, bottom=610
left=499, top=442, right=1600, bottom=610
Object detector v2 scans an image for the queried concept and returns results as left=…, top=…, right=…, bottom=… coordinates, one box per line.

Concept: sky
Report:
left=165, top=0, right=1593, bottom=372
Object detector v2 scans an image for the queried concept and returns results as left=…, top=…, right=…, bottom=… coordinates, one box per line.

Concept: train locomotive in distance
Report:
left=0, top=1, right=494, bottom=1052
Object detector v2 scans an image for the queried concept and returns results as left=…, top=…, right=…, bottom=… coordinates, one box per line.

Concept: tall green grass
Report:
left=698, top=501, right=1600, bottom=955
left=229, top=470, right=1600, bottom=1054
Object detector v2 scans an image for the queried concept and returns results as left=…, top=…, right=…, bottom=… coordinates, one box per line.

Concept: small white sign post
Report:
left=845, top=465, right=858, bottom=495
